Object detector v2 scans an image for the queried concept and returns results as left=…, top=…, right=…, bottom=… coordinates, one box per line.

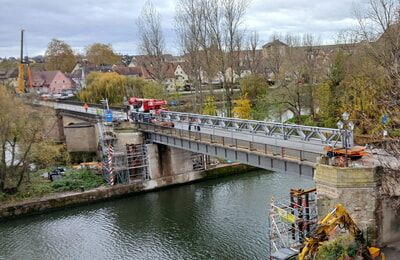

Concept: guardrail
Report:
left=138, top=123, right=319, bottom=164
left=159, top=111, right=347, bottom=146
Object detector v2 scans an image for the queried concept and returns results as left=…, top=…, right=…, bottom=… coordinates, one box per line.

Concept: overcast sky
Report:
left=0, top=0, right=368, bottom=59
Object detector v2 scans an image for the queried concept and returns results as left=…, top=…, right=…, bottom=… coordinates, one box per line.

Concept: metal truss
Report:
left=160, top=111, right=350, bottom=146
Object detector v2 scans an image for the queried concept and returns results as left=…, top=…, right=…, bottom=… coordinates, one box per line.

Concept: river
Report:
left=0, top=170, right=314, bottom=260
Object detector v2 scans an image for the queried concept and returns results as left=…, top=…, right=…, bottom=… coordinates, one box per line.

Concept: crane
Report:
left=17, top=29, right=32, bottom=94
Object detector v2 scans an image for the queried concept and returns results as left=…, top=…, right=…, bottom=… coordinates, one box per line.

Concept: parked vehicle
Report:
left=127, top=97, right=168, bottom=114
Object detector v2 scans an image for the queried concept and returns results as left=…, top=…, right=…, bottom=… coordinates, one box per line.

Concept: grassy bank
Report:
left=0, top=167, right=107, bottom=204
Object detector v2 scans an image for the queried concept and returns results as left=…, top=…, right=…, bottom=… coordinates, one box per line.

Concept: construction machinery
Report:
left=298, top=204, right=385, bottom=260
left=324, top=145, right=373, bottom=160
left=17, top=29, right=32, bottom=93
left=127, top=97, right=168, bottom=114
left=269, top=188, right=318, bottom=260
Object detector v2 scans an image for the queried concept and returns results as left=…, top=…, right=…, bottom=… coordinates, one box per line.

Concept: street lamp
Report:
left=337, top=112, right=354, bottom=167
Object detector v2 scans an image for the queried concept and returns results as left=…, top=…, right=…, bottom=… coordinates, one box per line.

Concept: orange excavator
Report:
left=324, top=145, right=373, bottom=161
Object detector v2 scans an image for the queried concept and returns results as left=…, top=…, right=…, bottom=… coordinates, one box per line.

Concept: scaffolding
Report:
left=96, top=115, right=149, bottom=185
left=268, top=188, right=318, bottom=260
left=192, top=152, right=205, bottom=171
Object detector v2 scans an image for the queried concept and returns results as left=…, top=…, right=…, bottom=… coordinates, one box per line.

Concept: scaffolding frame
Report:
left=268, top=188, right=318, bottom=259
left=191, top=152, right=205, bottom=171
left=97, top=116, right=149, bottom=185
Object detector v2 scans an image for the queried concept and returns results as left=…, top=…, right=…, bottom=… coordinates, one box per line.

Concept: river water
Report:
left=0, top=170, right=314, bottom=260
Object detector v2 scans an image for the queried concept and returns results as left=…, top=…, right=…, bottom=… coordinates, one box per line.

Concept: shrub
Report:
left=51, top=168, right=106, bottom=191
left=316, top=234, right=357, bottom=260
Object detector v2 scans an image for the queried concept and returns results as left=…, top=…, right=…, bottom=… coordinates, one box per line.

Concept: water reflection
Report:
left=0, top=170, right=314, bottom=260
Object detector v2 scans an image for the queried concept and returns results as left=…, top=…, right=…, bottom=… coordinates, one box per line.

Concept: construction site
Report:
left=95, top=111, right=207, bottom=186
left=268, top=188, right=318, bottom=259
left=96, top=113, right=150, bottom=186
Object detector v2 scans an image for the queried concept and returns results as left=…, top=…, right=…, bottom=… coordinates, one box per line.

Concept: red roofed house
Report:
left=32, top=70, right=75, bottom=94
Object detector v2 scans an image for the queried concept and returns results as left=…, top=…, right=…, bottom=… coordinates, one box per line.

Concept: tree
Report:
left=243, top=30, right=264, bottom=75
left=354, top=0, right=400, bottom=133
left=203, top=96, right=218, bottom=116
left=136, top=0, right=167, bottom=86
left=239, top=74, right=269, bottom=100
left=275, top=34, right=315, bottom=124
left=142, top=81, right=164, bottom=99
left=85, top=43, right=121, bottom=66
left=175, top=0, right=212, bottom=113
left=264, top=35, right=287, bottom=87
left=231, top=93, right=251, bottom=119
left=0, top=87, right=55, bottom=193
left=314, top=50, right=350, bottom=128
left=44, top=39, right=76, bottom=72
left=78, top=72, right=128, bottom=105
left=251, top=94, right=272, bottom=121
left=352, top=1, right=400, bottom=214
left=213, top=0, right=250, bottom=117
left=78, top=72, right=164, bottom=104
left=126, top=77, right=148, bottom=98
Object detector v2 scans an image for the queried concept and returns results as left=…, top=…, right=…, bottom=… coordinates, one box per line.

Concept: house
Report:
left=0, top=67, right=19, bottom=89
left=163, top=63, right=189, bottom=92
left=113, top=66, right=143, bottom=77
left=31, top=70, right=75, bottom=94
left=69, top=60, right=113, bottom=90
left=128, top=58, right=190, bottom=92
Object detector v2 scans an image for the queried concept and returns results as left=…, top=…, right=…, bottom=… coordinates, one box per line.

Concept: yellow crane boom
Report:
left=298, top=204, right=384, bottom=260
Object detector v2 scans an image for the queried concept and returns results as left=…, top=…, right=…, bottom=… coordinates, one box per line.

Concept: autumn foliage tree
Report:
left=85, top=43, right=121, bottom=66
left=44, top=39, right=76, bottom=72
left=231, top=93, right=251, bottom=119
left=0, top=86, right=65, bottom=193
left=203, top=96, right=218, bottom=116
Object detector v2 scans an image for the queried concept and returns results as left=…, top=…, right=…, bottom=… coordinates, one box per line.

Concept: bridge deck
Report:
left=139, top=123, right=316, bottom=177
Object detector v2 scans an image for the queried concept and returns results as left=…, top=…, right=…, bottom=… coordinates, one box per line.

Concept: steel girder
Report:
left=160, top=111, right=347, bottom=146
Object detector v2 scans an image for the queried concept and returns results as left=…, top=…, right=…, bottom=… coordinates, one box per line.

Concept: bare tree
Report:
left=263, top=34, right=288, bottom=86
left=302, top=33, right=322, bottom=119
left=208, top=0, right=250, bottom=116
left=175, top=0, right=210, bottom=113
left=136, top=0, right=167, bottom=86
left=175, top=0, right=249, bottom=115
left=243, top=30, right=264, bottom=75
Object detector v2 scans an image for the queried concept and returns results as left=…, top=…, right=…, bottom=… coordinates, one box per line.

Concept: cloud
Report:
left=0, top=0, right=367, bottom=58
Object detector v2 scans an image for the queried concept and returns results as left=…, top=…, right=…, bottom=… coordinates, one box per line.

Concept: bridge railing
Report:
left=159, top=111, right=347, bottom=146
left=138, top=123, right=320, bottom=163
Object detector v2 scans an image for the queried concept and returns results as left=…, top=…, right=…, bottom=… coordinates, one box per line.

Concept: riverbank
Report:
left=0, top=163, right=258, bottom=220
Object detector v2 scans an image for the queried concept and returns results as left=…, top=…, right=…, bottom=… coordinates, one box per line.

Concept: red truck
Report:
left=127, top=97, right=168, bottom=114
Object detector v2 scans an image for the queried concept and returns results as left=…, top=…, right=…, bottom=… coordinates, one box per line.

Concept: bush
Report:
left=316, top=234, right=358, bottom=260
left=51, top=168, right=106, bottom=191
left=346, top=241, right=360, bottom=258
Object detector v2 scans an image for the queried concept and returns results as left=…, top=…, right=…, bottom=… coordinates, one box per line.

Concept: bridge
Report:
left=136, top=111, right=350, bottom=177
left=41, top=100, right=356, bottom=177
left=36, top=100, right=400, bottom=251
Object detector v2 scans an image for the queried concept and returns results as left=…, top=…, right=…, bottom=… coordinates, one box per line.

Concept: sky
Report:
left=0, top=0, right=369, bottom=59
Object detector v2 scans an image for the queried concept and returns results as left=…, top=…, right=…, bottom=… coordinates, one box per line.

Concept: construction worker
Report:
left=84, top=103, right=89, bottom=112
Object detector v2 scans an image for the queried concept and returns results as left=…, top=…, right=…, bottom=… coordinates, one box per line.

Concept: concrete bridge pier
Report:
left=147, top=144, right=195, bottom=181
left=314, top=156, right=400, bottom=249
